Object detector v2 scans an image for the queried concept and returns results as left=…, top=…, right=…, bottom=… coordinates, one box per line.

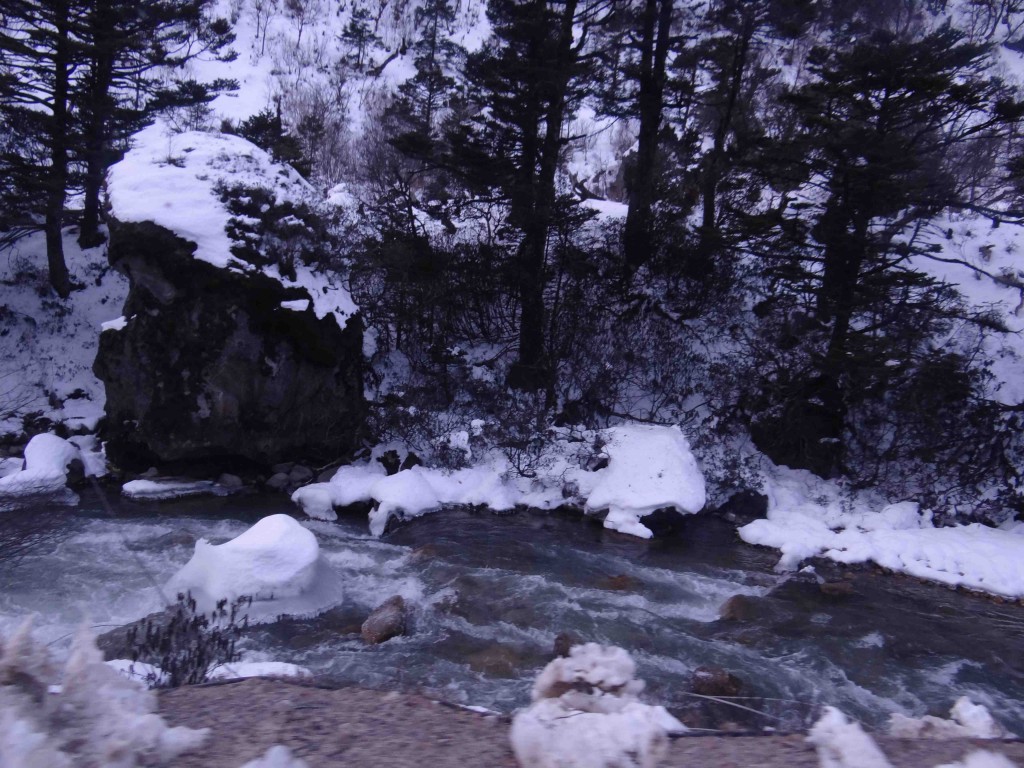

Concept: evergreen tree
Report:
left=452, top=0, right=598, bottom=391
left=746, top=21, right=1024, bottom=478
left=74, top=0, right=234, bottom=247
left=0, top=0, right=86, bottom=297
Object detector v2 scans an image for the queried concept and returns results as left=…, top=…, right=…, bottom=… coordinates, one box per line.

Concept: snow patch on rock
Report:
left=0, top=434, right=82, bottom=505
left=107, top=125, right=356, bottom=328
left=164, top=514, right=343, bottom=621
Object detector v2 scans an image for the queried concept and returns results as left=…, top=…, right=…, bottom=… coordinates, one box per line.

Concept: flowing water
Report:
left=1, top=488, right=1022, bottom=733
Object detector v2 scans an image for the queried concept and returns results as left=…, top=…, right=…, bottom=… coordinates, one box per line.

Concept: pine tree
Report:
left=746, top=21, right=1024, bottom=477
left=74, top=0, right=234, bottom=247
left=0, top=0, right=86, bottom=297
left=452, top=0, right=598, bottom=392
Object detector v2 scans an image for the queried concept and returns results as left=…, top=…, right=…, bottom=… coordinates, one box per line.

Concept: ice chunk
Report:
left=239, top=745, right=310, bottom=768
left=122, top=477, right=233, bottom=501
left=208, top=661, right=311, bottom=680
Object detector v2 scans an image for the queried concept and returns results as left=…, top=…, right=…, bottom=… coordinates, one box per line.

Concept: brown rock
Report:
left=597, top=574, right=638, bottom=591
left=719, top=594, right=757, bottom=621
left=466, top=645, right=525, bottom=678
left=361, top=596, right=407, bottom=644
left=552, top=632, right=580, bottom=658
left=691, top=666, right=743, bottom=698
left=819, top=580, right=856, bottom=598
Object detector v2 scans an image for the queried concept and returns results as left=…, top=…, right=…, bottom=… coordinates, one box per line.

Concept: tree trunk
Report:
left=80, top=1, right=115, bottom=249
left=623, top=0, right=673, bottom=276
left=698, top=11, right=754, bottom=258
left=47, top=0, right=73, bottom=299
left=508, top=0, right=579, bottom=392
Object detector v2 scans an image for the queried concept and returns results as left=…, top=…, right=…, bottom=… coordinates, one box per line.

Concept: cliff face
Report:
left=94, top=218, right=364, bottom=471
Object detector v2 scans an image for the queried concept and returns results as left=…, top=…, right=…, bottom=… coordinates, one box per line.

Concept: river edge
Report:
left=158, top=677, right=1024, bottom=768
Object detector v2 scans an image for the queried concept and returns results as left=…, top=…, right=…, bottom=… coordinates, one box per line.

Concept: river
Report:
left=1, top=488, right=1022, bottom=734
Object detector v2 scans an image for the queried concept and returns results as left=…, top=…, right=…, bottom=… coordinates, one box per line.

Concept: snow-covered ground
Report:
left=740, top=465, right=1024, bottom=599
left=0, top=229, right=127, bottom=438
left=292, top=423, right=707, bottom=539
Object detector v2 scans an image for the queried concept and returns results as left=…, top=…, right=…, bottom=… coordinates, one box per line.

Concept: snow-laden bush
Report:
left=0, top=619, right=208, bottom=767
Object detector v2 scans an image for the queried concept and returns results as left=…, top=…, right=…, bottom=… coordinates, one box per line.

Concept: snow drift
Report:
left=292, top=423, right=707, bottom=540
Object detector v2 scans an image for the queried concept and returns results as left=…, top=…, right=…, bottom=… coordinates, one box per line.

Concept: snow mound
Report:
left=292, top=423, right=706, bottom=540
left=107, top=124, right=356, bottom=328
left=739, top=465, right=1024, bottom=599
left=0, top=618, right=207, bottom=767
left=807, top=707, right=893, bottom=768
left=889, top=697, right=1013, bottom=740
left=0, top=433, right=81, bottom=504
left=583, top=425, right=706, bottom=538
left=165, top=514, right=343, bottom=620
left=510, top=643, right=685, bottom=768
left=368, top=467, right=443, bottom=537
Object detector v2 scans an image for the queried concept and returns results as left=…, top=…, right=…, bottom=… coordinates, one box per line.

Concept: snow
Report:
left=164, top=514, right=344, bottom=620
left=0, top=433, right=81, bottom=503
left=807, top=707, right=893, bottom=768
left=107, top=124, right=357, bottom=328
left=0, top=619, right=208, bottom=767
left=122, top=477, right=236, bottom=501
left=584, top=425, right=706, bottom=538
left=208, top=661, right=312, bottom=680
left=510, top=643, right=685, bottom=768
left=889, top=697, right=1013, bottom=739
left=0, top=229, right=128, bottom=437
left=239, top=745, right=310, bottom=768
left=738, top=465, right=1024, bottom=599
left=934, top=752, right=1020, bottom=768
left=100, top=315, right=128, bottom=332
left=293, top=423, right=706, bottom=540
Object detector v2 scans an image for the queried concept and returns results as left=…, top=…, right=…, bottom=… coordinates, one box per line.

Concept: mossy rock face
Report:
left=94, top=218, right=365, bottom=472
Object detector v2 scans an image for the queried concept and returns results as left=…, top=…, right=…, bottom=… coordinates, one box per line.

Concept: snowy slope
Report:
left=0, top=231, right=127, bottom=438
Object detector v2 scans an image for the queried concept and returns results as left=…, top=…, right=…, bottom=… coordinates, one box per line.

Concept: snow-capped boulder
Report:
left=96, top=127, right=364, bottom=471
left=510, top=643, right=685, bottom=768
left=0, top=433, right=83, bottom=503
left=164, top=514, right=343, bottom=620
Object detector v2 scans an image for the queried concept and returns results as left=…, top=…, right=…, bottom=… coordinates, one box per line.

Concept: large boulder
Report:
left=94, top=218, right=364, bottom=470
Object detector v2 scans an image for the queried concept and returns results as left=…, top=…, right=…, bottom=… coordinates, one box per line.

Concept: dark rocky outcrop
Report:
left=94, top=219, right=365, bottom=472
